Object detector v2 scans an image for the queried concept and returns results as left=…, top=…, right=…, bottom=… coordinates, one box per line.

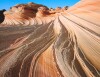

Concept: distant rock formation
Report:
left=62, top=6, right=68, bottom=11
left=8, top=2, right=48, bottom=15
left=0, top=0, right=100, bottom=77
left=36, top=6, right=50, bottom=17
left=2, top=2, right=49, bottom=26
left=1, top=2, right=68, bottom=26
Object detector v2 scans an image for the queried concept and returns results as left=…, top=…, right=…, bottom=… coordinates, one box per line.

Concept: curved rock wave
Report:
left=0, top=0, right=100, bottom=77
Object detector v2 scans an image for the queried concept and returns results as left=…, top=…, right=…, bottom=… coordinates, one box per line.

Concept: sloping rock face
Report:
left=0, top=0, right=100, bottom=77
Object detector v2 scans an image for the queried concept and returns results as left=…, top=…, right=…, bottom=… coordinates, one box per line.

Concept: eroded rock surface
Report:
left=0, top=0, right=100, bottom=77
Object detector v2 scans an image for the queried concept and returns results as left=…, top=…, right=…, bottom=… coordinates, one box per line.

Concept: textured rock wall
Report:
left=0, top=0, right=100, bottom=77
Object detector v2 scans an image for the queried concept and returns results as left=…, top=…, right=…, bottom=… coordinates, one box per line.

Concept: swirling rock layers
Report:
left=0, top=0, right=100, bottom=77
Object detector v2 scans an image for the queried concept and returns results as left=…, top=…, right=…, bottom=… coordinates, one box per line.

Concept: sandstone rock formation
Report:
left=0, top=0, right=100, bottom=77
left=36, top=6, right=50, bottom=17
left=1, top=2, right=48, bottom=26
